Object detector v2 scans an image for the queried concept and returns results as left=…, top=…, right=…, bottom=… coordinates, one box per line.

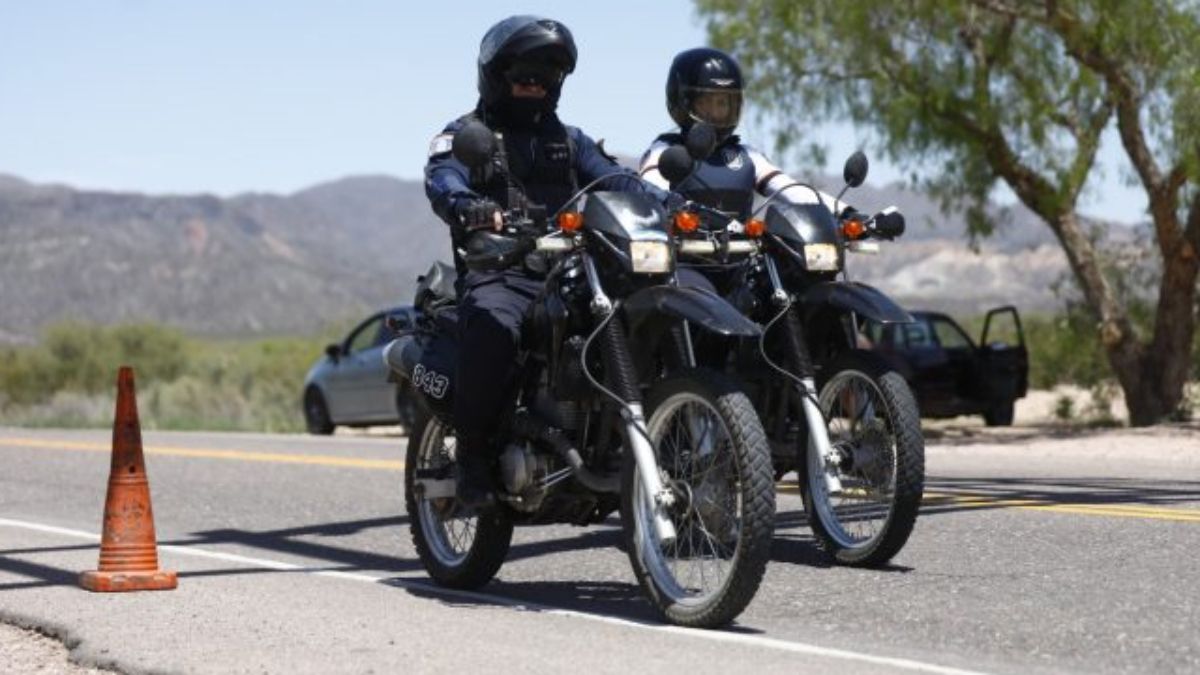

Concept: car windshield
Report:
left=903, top=322, right=934, bottom=349
left=347, top=316, right=384, bottom=353
left=931, top=318, right=974, bottom=349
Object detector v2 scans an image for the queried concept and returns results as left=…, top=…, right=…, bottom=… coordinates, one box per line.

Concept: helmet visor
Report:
left=685, top=88, right=742, bottom=129
left=503, top=60, right=566, bottom=89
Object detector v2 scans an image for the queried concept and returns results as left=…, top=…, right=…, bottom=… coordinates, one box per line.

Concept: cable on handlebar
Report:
left=758, top=300, right=829, bottom=423
left=551, top=170, right=675, bottom=221
left=750, top=181, right=834, bottom=221
left=578, top=301, right=658, bottom=450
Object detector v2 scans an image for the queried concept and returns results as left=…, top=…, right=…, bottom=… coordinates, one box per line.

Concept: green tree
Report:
left=697, top=0, right=1200, bottom=425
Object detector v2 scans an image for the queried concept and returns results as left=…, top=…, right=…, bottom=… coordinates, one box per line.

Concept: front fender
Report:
left=799, top=281, right=913, bottom=324
left=623, top=285, right=761, bottom=338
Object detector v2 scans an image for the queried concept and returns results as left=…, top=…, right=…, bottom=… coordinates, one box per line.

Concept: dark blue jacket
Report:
left=425, top=110, right=668, bottom=239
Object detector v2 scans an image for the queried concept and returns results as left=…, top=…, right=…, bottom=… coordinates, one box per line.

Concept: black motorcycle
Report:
left=385, top=122, right=775, bottom=627
left=657, top=136, right=925, bottom=567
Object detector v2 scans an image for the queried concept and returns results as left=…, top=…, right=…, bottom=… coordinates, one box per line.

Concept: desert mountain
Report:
left=0, top=170, right=1102, bottom=344
left=0, top=174, right=448, bottom=343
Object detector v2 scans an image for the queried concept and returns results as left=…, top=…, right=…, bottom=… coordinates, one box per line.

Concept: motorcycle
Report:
left=384, top=122, right=776, bottom=627
left=655, top=132, right=925, bottom=566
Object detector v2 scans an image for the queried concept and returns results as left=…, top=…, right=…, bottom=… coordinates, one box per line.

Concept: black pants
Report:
left=452, top=267, right=712, bottom=458
left=454, top=270, right=542, bottom=456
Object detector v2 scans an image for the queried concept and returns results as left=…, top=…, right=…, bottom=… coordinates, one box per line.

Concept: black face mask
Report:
left=490, top=96, right=549, bottom=129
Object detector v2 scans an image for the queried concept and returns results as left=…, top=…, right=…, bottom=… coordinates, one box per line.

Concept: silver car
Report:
left=302, top=306, right=419, bottom=434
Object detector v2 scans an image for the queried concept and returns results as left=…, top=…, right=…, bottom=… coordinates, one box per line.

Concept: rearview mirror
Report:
left=325, top=343, right=342, bottom=361
left=452, top=122, right=496, bottom=169
left=843, top=151, right=868, bottom=188
left=685, top=123, right=717, bottom=160
left=658, top=145, right=695, bottom=184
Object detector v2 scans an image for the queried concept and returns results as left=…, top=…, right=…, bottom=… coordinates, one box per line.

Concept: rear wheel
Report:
left=621, top=368, right=774, bottom=628
left=405, top=411, right=512, bottom=589
left=304, top=388, right=334, bottom=435
left=396, top=383, right=419, bottom=431
left=801, top=350, right=924, bottom=567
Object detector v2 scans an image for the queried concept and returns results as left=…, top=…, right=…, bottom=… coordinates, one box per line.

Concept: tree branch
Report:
left=1061, top=98, right=1114, bottom=204
left=1186, top=184, right=1200, bottom=252
left=1046, top=4, right=1165, bottom=190
left=1165, top=161, right=1189, bottom=200
left=876, top=20, right=1066, bottom=222
left=968, top=0, right=1042, bottom=21
left=1044, top=3, right=1186, bottom=253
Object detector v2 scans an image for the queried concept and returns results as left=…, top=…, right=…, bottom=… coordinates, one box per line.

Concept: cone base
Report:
left=79, top=569, right=177, bottom=592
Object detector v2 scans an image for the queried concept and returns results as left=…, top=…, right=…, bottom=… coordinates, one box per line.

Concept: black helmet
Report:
left=477, top=16, right=577, bottom=120
left=666, top=47, right=743, bottom=142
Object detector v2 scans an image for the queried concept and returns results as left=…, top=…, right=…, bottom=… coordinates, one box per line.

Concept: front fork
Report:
left=583, top=255, right=677, bottom=544
left=764, top=257, right=844, bottom=495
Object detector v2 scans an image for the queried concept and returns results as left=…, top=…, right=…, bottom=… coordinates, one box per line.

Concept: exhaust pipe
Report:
left=511, top=412, right=619, bottom=493
left=382, top=336, right=419, bottom=381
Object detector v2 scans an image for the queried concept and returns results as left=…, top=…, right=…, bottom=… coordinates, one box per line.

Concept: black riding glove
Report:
left=838, top=206, right=863, bottom=222
left=663, top=191, right=688, bottom=213
left=872, top=208, right=906, bottom=239
left=456, top=198, right=502, bottom=232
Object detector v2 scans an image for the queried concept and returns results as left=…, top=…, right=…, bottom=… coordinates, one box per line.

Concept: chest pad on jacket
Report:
left=502, top=125, right=577, bottom=213
left=661, top=134, right=756, bottom=221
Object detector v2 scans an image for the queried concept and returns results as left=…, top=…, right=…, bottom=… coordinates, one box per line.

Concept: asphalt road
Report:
left=1, top=423, right=1198, bottom=674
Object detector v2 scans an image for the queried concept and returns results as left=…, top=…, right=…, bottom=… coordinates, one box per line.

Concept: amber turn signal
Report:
left=842, top=218, right=866, bottom=240
left=674, top=211, right=701, bottom=233
left=558, top=212, right=584, bottom=233
left=745, top=219, right=766, bottom=237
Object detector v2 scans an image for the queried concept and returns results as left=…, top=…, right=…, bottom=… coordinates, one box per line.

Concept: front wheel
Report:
left=801, top=350, right=924, bottom=567
left=405, top=411, right=513, bottom=589
left=621, top=368, right=775, bottom=628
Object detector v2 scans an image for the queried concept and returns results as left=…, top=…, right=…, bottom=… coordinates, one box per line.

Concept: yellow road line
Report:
left=5, top=437, right=1199, bottom=522
left=0, top=437, right=404, bottom=471
left=924, top=491, right=1200, bottom=519
left=778, top=484, right=1200, bottom=523
left=1023, top=504, right=1200, bottom=522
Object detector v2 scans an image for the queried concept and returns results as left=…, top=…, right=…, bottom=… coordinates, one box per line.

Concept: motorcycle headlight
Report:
left=629, top=241, right=672, bottom=274
left=804, top=243, right=839, bottom=271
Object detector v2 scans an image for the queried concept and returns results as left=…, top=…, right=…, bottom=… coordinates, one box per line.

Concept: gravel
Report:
left=0, top=622, right=119, bottom=674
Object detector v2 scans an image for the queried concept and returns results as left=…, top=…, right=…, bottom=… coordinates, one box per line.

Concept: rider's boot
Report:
left=455, top=433, right=497, bottom=510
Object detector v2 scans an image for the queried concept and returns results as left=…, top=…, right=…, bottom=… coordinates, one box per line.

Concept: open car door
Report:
left=978, top=306, right=1029, bottom=421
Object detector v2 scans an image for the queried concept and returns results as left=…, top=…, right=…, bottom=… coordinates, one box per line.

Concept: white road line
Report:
left=0, top=517, right=990, bottom=675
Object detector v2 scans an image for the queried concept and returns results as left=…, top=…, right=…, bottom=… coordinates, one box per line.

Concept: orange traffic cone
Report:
left=79, top=366, right=177, bottom=592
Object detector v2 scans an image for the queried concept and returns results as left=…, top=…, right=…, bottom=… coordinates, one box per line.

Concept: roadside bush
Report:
left=1084, top=381, right=1120, bottom=427
left=0, top=322, right=189, bottom=403
left=1022, top=311, right=1111, bottom=389
left=1054, top=395, right=1075, bottom=421
left=0, top=322, right=331, bottom=432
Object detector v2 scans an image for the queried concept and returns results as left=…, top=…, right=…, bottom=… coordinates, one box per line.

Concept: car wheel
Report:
left=396, top=383, right=419, bottom=432
left=983, top=399, right=1015, bottom=427
left=304, top=387, right=335, bottom=435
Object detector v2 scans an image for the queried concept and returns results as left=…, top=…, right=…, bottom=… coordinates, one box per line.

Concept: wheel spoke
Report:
left=809, top=369, right=903, bottom=550
left=638, top=389, right=750, bottom=604
left=415, top=421, right=479, bottom=566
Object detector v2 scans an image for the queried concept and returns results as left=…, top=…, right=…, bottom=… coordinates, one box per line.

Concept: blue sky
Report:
left=1, top=1, right=1146, bottom=222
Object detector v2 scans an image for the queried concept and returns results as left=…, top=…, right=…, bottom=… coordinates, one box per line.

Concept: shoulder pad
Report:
left=594, top=139, right=618, bottom=163
left=428, top=132, right=454, bottom=158
left=429, top=112, right=482, bottom=158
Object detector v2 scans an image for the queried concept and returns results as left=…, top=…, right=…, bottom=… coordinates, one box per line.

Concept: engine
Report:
left=498, top=441, right=559, bottom=497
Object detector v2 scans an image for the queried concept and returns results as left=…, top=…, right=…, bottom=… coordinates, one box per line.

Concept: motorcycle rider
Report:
left=425, top=16, right=674, bottom=509
left=639, top=47, right=904, bottom=246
